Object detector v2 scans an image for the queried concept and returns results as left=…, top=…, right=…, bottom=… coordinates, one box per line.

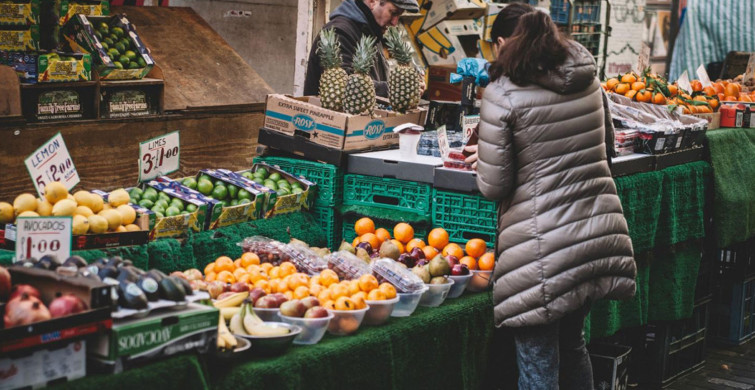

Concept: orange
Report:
left=335, top=296, right=356, bottom=310
left=214, top=256, right=234, bottom=273
left=712, top=82, right=725, bottom=95
left=725, top=83, right=740, bottom=97
left=354, top=217, right=375, bottom=236
left=427, top=228, right=450, bottom=250
left=378, top=283, right=397, bottom=299
left=478, top=252, right=495, bottom=271
left=614, top=83, right=630, bottom=95
left=625, top=90, right=637, bottom=100
left=351, top=290, right=368, bottom=302
left=323, top=300, right=336, bottom=310
left=708, top=99, right=719, bottom=110
left=620, top=73, right=636, bottom=84
left=283, top=291, right=293, bottom=300
left=276, top=279, right=290, bottom=293
left=367, top=289, right=386, bottom=301
left=319, top=269, right=339, bottom=287
left=351, top=294, right=367, bottom=309
left=237, top=273, right=252, bottom=285
left=390, top=239, right=405, bottom=254
left=318, top=288, right=332, bottom=302
left=359, top=233, right=380, bottom=250
left=254, top=279, right=271, bottom=294
left=309, top=283, right=324, bottom=297
left=293, top=285, right=310, bottom=299
left=260, top=262, right=273, bottom=272
left=216, top=270, right=236, bottom=284
left=240, top=252, right=260, bottom=267
left=280, top=261, right=297, bottom=277
left=288, top=273, right=309, bottom=290
left=442, top=243, right=464, bottom=259
left=605, top=78, right=619, bottom=91
left=460, top=256, right=478, bottom=270
left=233, top=267, right=247, bottom=280
left=310, top=275, right=322, bottom=286
left=690, top=80, right=702, bottom=92
left=405, top=238, right=426, bottom=253
left=652, top=93, right=666, bottom=105
left=375, top=228, right=391, bottom=244
left=358, top=274, right=379, bottom=292
left=631, top=81, right=645, bottom=91
left=703, top=86, right=716, bottom=97
left=352, top=237, right=360, bottom=247
left=203, top=262, right=215, bottom=275
left=269, top=266, right=281, bottom=280
left=635, top=89, right=652, bottom=103
left=465, top=238, right=487, bottom=258
left=422, top=246, right=439, bottom=260
left=330, top=283, right=349, bottom=300
left=248, top=269, right=266, bottom=284
left=234, top=258, right=243, bottom=269
left=667, top=84, right=678, bottom=96
left=347, top=280, right=361, bottom=296
left=393, top=223, right=414, bottom=244
left=740, top=94, right=753, bottom=102
left=205, top=271, right=217, bottom=282
left=245, top=264, right=260, bottom=273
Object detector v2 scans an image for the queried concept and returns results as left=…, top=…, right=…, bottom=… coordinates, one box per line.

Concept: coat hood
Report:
left=330, top=0, right=368, bottom=25
left=534, top=41, right=597, bottom=95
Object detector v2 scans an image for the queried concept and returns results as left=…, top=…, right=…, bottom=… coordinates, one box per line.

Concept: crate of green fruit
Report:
left=236, top=162, right=316, bottom=217
left=62, top=14, right=154, bottom=80
left=0, top=0, right=40, bottom=26
left=253, top=156, right=344, bottom=207
left=58, top=0, right=109, bottom=25
left=432, top=189, right=497, bottom=246
left=177, top=168, right=272, bottom=228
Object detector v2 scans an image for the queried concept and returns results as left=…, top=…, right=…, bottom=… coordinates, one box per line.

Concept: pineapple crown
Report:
left=384, top=27, right=413, bottom=66
left=316, top=28, right=342, bottom=69
left=352, top=35, right=377, bottom=75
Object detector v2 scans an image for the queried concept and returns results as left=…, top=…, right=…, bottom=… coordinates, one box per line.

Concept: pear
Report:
left=379, top=240, right=401, bottom=260
left=339, top=241, right=356, bottom=254
left=412, top=266, right=431, bottom=283
left=356, top=247, right=371, bottom=263
left=429, top=255, right=451, bottom=277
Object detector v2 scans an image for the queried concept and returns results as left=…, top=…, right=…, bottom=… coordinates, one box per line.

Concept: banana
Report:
left=213, top=291, right=249, bottom=309
left=247, top=324, right=290, bottom=337
left=217, top=313, right=227, bottom=349
left=229, top=306, right=248, bottom=335
left=242, top=301, right=263, bottom=334
left=221, top=307, right=241, bottom=321
left=217, top=313, right=237, bottom=349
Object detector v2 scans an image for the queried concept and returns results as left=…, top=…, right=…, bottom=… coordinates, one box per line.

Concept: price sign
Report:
left=636, top=41, right=651, bottom=74
left=15, top=217, right=72, bottom=263
left=696, top=64, right=713, bottom=88
left=24, top=132, right=79, bottom=198
left=139, top=131, right=180, bottom=182
left=437, top=125, right=450, bottom=159
left=677, top=71, right=692, bottom=94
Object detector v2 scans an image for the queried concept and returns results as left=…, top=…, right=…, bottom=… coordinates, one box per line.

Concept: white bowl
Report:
left=279, top=312, right=334, bottom=345
left=419, top=280, right=455, bottom=307
left=326, top=306, right=369, bottom=336
left=447, top=274, right=473, bottom=298
left=466, top=270, right=492, bottom=292
left=391, top=287, right=428, bottom=317
left=363, top=296, right=400, bottom=325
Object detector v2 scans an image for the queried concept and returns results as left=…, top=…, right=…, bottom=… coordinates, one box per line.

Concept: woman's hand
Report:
left=464, top=144, right=478, bottom=169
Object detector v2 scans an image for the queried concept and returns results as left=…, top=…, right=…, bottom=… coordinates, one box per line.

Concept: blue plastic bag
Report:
left=450, top=58, right=490, bottom=87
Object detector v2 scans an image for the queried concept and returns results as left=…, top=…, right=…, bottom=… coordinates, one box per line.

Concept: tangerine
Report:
left=620, top=73, right=636, bottom=84
left=351, top=293, right=367, bottom=309
left=214, top=256, right=234, bottom=273
left=375, top=228, right=391, bottom=244
left=310, top=283, right=324, bottom=297
left=460, top=256, right=478, bottom=270
left=203, top=262, right=215, bottom=275
left=323, top=300, right=336, bottom=310
left=355, top=217, right=375, bottom=236
left=352, top=237, right=360, bottom=247
left=378, top=283, right=397, bottom=299
left=241, top=252, right=260, bottom=267
left=422, top=246, right=439, bottom=259
left=319, top=269, right=339, bottom=287
left=359, top=232, right=380, bottom=249
left=260, top=263, right=273, bottom=273
left=293, top=285, right=310, bottom=299
left=283, top=291, right=294, bottom=300
left=288, top=273, right=309, bottom=290
left=310, top=275, right=322, bottom=286
left=232, top=267, right=247, bottom=280
left=358, top=274, right=379, bottom=292
left=318, top=288, right=332, bottom=302
left=216, top=270, right=236, bottom=284
left=393, top=223, right=414, bottom=244
left=390, top=239, right=405, bottom=253
left=442, top=243, right=464, bottom=259
left=367, top=289, right=386, bottom=301
left=428, top=228, right=450, bottom=249
left=347, top=280, right=361, bottom=296
left=234, top=258, right=243, bottom=269
left=405, top=238, right=426, bottom=253
left=465, top=238, right=487, bottom=258
left=605, top=78, right=620, bottom=91
left=280, top=261, right=297, bottom=277
left=330, top=283, right=349, bottom=300
left=237, top=273, right=251, bottom=285
left=254, top=279, right=271, bottom=294
left=478, top=252, right=495, bottom=271
left=205, top=271, right=217, bottom=282
left=335, top=296, right=356, bottom=310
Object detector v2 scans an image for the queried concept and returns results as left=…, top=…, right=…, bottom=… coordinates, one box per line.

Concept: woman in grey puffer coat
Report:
left=473, top=5, right=637, bottom=389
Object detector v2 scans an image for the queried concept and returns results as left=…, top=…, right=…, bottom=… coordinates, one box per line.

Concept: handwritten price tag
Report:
left=677, top=71, right=692, bottom=94
left=24, top=132, right=79, bottom=198
left=437, top=125, right=450, bottom=159
left=15, top=217, right=72, bottom=263
left=696, top=64, right=713, bottom=88
left=139, top=131, right=180, bottom=182
left=636, top=41, right=651, bottom=74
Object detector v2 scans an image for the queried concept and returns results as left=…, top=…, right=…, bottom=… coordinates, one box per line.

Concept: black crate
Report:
left=712, top=276, right=755, bottom=345
left=696, top=246, right=713, bottom=304
left=713, top=238, right=755, bottom=280
left=589, top=343, right=631, bottom=390
left=640, top=299, right=709, bottom=387
left=20, top=80, right=98, bottom=122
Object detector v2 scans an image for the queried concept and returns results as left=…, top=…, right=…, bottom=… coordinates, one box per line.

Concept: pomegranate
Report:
left=0, top=266, right=10, bottom=301
left=4, top=293, right=51, bottom=327
left=9, top=284, right=40, bottom=301
left=49, top=294, right=88, bottom=318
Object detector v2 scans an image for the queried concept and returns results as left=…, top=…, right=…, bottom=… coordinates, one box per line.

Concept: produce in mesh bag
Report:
left=325, top=251, right=372, bottom=280
left=238, top=236, right=291, bottom=265
left=286, top=243, right=328, bottom=275
left=371, top=258, right=425, bottom=293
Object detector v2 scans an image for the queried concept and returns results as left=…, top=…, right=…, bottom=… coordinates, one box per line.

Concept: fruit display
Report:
left=239, top=165, right=306, bottom=197
left=0, top=182, right=143, bottom=234
left=343, top=35, right=378, bottom=115
left=384, top=26, right=420, bottom=113
left=238, top=236, right=328, bottom=273
left=371, top=258, right=425, bottom=293
left=237, top=163, right=315, bottom=216
left=93, top=22, right=144, bottom=71
left=325, top=250, right=372, bottom=280
left=129, top=185, right=196, bottom=219
left=316, top=28, right=347, bottom=112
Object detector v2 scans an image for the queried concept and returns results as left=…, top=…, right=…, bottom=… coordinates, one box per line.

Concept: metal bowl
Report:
left=237, top=322, right=302, bottom=356
left=209, top=335, right=252, bottom=361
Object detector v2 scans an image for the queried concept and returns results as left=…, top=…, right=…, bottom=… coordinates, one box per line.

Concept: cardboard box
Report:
left=417, top=19, right=482, bottom=66
left=405, top=0, right=486, bottom=36
left=347, top=149, right=442, bottom=184
left=4, top=51, right=93, bottom=83
left=483, top=2, right=505, bottom=42
left=99, top=78, right=164, bottom=118
left=692, top=112, right=721, bottom=130
left=89, top=303, right=216, bottom=368
left=185, top=168, right=272, bottom=226
left=235, top=163, right=316, bottom=216
left=0, top=24, right=39, bottom=51
left=0, top=0, right=39, bottom=26
left=20, top=81, right=97, bottom=121
left=62, top=14, right=155, bottom=80
left=263, top=94, right=425, bottom=151
left=0, top=340, right=86, bottom=390
left=426, top=65, right=484, bottom=103
left=58, top=0, right=109, bottom=25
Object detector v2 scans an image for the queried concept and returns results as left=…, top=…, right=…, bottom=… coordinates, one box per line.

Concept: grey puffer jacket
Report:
left=476, top=42, right=637, bottom=328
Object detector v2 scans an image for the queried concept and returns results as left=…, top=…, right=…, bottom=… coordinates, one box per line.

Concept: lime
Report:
left=230, top=199, right=239, bottom=206
left=211, top=185, right=228, bottom=200
left=263, top=180, right=278, bottom=190
left=197, top=179, right=213, bottom=195
left=154, top=199, right=169, bottom=210
left=238, top=189, right=251, bottom=200
left=95, top=31, right=103, bottom=40
left=158, top=192, right=171, bottom=202
left=154, top=211, right=164, bottom=219
left=112, top=26, right=124, bottom=38
left=185, top=203, right=198, bottom=213
left=165, top=206, right=180, bottom=217
left=120, top=38, right=131, bottom=49
left=228, top=185, right=239, bottom=199
left=269, top=173, right=281, bottom=181
left=170, top=199, right=185, bottom=211
left=129, top=187, right=143, bottom=199
left=107, top=48, right=119, bottom=59
left=292, top=187, right=303, bottom=194
left=138, top=199, right=154, bottom=209
left=277, top=180, right=291, bottom=189
left=291, top=181, right=302, bottom=189
left=104, top=37, right=114, bottom=46
left=182, top=177, right=197, bottom=190
left=137, top=57, right=147, bottom=68
left=277, top=188, right=290, bottom=196
left=238, top=198, right=251, bottom=205
left=113, top=61, right=124, bottom=69
left=114, top=42, right=126, bottom=54
left=142, top=191, right=157, bottom=203
left=98, top=22, right=109, bottom=32
left=198, top=174, right=213, bottom=183
left=117, top=55, right=129, bottom=65
left=241, top=171, right=253, bottom=180
left=124, top=50, right=137, bottom=60
left=151, top=205, right=165, bottom=215
left=101, top=42, right=109, bottom=51
left=128, top=61, right=140, bottom=70
left=256, top=167, right=268, bottom=177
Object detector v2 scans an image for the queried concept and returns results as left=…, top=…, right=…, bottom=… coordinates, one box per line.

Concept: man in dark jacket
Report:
left=303, top=0, right=419, bottom=98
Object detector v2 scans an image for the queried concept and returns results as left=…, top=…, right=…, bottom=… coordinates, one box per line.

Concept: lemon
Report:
left=73, top=191, right=93, bottom=207
left=67, top=194, right=76, bottom=201
left=0, top=202, right=13, bottom=223
left=75, top=205, right=94, bottom=217
left=36, top=198, right=53, bottom=216
left=109, top=189, right=130, bottom=207
left=88, top=215, right=108, bottom=234
left=115, top=225, right=128, bottom=232
left=72, top=215, right=89, bottom=235
left=52, top=199, right=77, bottom=216
left=125, top=223, right=141, bottom=231
left=18, top=211, right=39, bottom=217
left=116, top=204, right=136, bottom=225
left=101, top=204, right=112, bottom=211
left=13, top=193, right=37, bottom=215
left=99, top=209, right=122, bottom=231
left=44, top=182, right=69, bottom=204
left=90, top=193, right=104, bottom=213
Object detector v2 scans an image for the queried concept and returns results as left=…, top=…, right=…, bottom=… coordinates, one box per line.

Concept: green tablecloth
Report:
left=706, top=127, right=755, bottom=248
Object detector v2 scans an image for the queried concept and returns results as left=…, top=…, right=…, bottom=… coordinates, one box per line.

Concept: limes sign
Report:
left=24, top=132, right=80, bottom=198
left=139, top=131, right=180, bottom=182
left=15, top=216, right=72, bottom=263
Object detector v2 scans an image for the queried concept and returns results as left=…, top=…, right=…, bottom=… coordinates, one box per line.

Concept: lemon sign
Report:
left=139, top=131, right=180, bottom=182
left=24, top=132, right=80, bottom=198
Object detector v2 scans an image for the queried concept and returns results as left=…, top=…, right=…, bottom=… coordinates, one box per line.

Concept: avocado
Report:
left=158, top=277, right=186, bottom=302
left=137, top=276, right=160, bottom=301
left=98, top=265, right=118, bottom=280
left=147, top=269, right=167, bottom=282
left=117, top=267, right=138, bottom=283
left=63, top=255, right=87, bottom=269
left=119, top=282, right=149, bottom=310
left=171, top=276, right=192, bottom=296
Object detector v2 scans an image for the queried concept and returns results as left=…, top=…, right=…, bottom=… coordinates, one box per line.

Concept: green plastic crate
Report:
left=432, top=189, right=498, bottom=246
left=343, top=174, right=432, bottom=215
left=341, top=214, right=429, bottom=247
left=254, top=156, right=343, bottom=207
left=312, top=205, right=342, bottom=251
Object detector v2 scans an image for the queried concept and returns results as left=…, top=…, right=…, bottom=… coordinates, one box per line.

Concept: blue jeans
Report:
left=512, top=303, right=593, bottom=390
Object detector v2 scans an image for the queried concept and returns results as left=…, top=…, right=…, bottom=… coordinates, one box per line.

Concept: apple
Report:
left=280, top=299, right=307, bottom=317
left=254, top=295, right=276, bottom=308
left=270, top=293, right=288, bottom=308
left=189, top=280, right=208, bottom=291
left=169, top=271, right=187, bottom=280
left=446, top=255, right=459, bottom=267
left=304, top=306, right=329, bottom=319
left=248, top=288, right=266, bottom=305
left=300, top=296, right=320, bottom=310
left=229, top=282, right=250, bottom=293
left=415, top=259, right=429, bottom=268
left=409, top=247, right=425, bottom=260
left=206, top=281, right=226, bottom=299
left=451, top=264, right=470, bottom=276
left=183, top=269, right=203, bottom=281
left=9, top=284, right=40, bottom=301
left=49, top=294, right=88, bottom=318
left=398, top=253, right=416, bottom=268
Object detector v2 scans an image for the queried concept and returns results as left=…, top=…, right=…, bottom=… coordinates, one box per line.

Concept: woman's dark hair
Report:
left=489, top=3, right=534, bottom=43
left=488, top=10, right=570, bottom=85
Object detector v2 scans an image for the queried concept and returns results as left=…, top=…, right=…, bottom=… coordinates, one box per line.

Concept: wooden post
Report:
left=293, top=0, right=332, bottom=96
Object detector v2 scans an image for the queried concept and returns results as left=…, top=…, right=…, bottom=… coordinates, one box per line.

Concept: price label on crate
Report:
left=138, top=131, right=180, bottom=182
left=437, top=125, right=450, bottom=159
left=696, top=64, right=713, bottom=88
left=15, top=217, right=72, bottom=263
left=24, top=132, right=80, bottom=198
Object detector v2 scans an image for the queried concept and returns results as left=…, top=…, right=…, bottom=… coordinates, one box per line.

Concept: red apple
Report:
left=300, top=296, right=320, bottom=310
left=304, top=306, right=329, bottom=318
left=183, top=269, right=203, bottom=281
left=254, top=295, right=277, bottom=309
left=49, top=294, right=88, bottom=318
left=409, top=247, right=425, bottom=260
left=451, top=264, right=470, bottom=276
left=229, top=282, right=250, bottom=293
left=248, top=288, right=266, bottom=305
left=9, top=284, right=40, bottom=301
left=446, top=255, right=459, bottom=267
left=0, top=266, right=10, bottom=301
left=206, top=281, right=226, bottom=299
left=216, top=291, right=236, bottom=301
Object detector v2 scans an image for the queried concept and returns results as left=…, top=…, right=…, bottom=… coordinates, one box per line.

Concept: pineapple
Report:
left=316, top=28, right=347, bottom=112
left=343, top=35, right=377, bottom=115
left=384, top=27, right=420, bottom=113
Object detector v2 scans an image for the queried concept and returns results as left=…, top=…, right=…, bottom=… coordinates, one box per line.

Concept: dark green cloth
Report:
left=614, top=170, right=664, bottom=253
left=706, top=127, right=755, bottom=247
left=208, top=293, right=494, bottom=390
left=646, top=241, right=702, bottom=322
